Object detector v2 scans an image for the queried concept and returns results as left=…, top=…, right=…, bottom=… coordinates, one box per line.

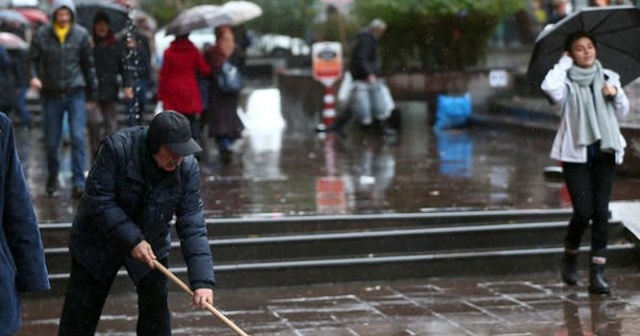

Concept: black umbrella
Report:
left=74, top=0, right=130, bottom=33
left=526, top=5, right=640, bottom=89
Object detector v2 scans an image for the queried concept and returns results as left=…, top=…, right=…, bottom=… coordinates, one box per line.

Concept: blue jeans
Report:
left=15, top=85, right=30, bottom=126
left=42, top=92, right=87, bottom=188
left=126, top=79, right=148, bottom=126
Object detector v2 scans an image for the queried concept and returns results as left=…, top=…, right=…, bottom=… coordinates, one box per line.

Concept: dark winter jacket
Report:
left=158, top=37, right=210, bottom=115
left=0, top=45, right=15, bottom=110
left=93, top=29, right=131, bottom=102
left=0, top=112, right=50, bottom=335
left=205, top=45, right=243, bottom=139
left=28, top=0, right=98, bottom=100
left=349, top=29, right=380, bottom=81
left=121, top=29, right=153, bottom=83
left=69, top=126, right=215, bottom=288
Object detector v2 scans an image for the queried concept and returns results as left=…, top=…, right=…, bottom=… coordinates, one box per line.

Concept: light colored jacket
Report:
left=541, top=55, right=629, bottom=164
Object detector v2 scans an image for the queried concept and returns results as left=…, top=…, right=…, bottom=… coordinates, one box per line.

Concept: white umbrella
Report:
left=165, top=1, right=262, bottom=36
left=220, top=0, right=262, bottom=24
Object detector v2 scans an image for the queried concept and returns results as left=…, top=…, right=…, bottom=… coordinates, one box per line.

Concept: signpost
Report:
left=312, top=42, right=343, bottom=131
left=312, top=42, right=345, bottom=212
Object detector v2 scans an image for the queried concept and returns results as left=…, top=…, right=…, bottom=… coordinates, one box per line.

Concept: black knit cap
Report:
left=148, top=111, right=202, bottom=156
left=93, top=11, right=110, bottom=25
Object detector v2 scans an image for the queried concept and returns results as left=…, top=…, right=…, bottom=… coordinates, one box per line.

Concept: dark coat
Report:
left=0, top=45, right=15, bottom=111
left=28, top=0, right=98, bottom=100
left=93, top=30, right=131, bottom=103
left=158, top=38, right=210, bottom=115
left=69, top=127, right=215, bottom=288
left=121, top=29, right=153, bottom=82
left=0, top=112, right=50, bottom=334
left=349, top=29, right=380, bottom=81
left=205, top=47, right=243, bottom=139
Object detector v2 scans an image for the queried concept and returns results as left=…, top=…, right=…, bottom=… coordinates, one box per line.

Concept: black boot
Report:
left=561, top=251, right=578, bottom=286
left=589, top=261, right=610, bottom=295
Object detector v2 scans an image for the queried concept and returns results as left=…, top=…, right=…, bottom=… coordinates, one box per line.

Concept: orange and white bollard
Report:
left=321, top=85, right=337, bottom=130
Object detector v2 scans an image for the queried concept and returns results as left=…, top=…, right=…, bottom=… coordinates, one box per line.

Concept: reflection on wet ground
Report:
left=20, top=90, right=640, bottom=223
left=15, top=88, right=640, bottom=335
left=19, top=271, right=640, bottom=335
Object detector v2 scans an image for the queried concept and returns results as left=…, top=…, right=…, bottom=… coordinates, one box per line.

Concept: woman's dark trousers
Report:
left=562, top=148, right=616, bottom=258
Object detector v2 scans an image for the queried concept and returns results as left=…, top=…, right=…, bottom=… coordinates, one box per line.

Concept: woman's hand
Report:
left=602, top=82, right=617, bottom=98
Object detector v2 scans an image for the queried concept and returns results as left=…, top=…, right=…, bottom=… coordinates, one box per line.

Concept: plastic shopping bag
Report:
left=370, top=80, right=394, bottom=121
left=433, top=93, right=472, bottom=130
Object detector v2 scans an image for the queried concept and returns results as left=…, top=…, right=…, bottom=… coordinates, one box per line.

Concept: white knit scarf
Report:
left=567, top=60, right=621, bottom=154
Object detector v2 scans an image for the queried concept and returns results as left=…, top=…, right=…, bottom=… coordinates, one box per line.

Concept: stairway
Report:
left=40, top=208, right=637, bottom=295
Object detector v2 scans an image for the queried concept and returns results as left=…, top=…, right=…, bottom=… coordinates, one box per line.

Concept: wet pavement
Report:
left=18, top=270, right=640, bottom=335
left=13, top=87, right=640, bottom=335
left=19, top=89, right=640, bottom=223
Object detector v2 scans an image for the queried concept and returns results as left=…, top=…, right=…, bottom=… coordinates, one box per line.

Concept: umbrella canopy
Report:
left=165, top=1, right=261, bottom=36
left=526, top=5, right=640, bottom=89
left=130, top=8, right=156, bottom=31
left=220, top=0, right=262, bottom=24
left=74, top=0, right=130, bottom=33
left=0, top=9, right=29, bottom=25
left=15, top=7, right=49, bottom=25
left=0, top=31, right=28, bottom=50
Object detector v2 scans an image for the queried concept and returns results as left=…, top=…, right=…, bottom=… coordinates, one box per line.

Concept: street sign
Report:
left=312, top=42, right=343, bottom=86
left=312, top=42, right=343, bottom=130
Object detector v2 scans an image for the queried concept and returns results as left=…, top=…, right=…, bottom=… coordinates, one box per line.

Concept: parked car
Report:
left=247, top=33, right=310, bottom=57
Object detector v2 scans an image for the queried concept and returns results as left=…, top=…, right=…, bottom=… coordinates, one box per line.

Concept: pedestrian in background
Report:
left=122, top=20, right=153, bottom=126
left=0, top=44, right=16, bottom=118
left=57, top=111, right=215, bottom=335
left=541, top=31, right=629, bottom=294
left=0, top=112, right=50, bottom=335
left=157, top=33, right=210, bottom=150
left=348, top=19, right=396, bottom=137
left=28, top=0, right=98, bottom=198
left=548, top=0, right=571, bottom=24
left=205, top=25, right=244, bottom=163
left=0, top=19, right=31, bottom=129
left=88, top=11, right=133, bottom=156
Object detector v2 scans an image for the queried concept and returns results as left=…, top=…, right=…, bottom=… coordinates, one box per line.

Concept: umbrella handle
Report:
left=152, top=260, right=250, bottom=336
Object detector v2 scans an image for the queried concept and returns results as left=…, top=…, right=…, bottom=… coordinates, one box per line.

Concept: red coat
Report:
left=158, top=38, right=211, bottom=115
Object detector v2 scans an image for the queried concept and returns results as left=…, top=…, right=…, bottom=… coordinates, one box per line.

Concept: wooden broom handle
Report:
left=153, top=260, right=249, bottom=336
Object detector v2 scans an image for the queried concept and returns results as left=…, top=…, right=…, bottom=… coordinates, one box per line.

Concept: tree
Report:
left=353, top=0, right=525, bottom=71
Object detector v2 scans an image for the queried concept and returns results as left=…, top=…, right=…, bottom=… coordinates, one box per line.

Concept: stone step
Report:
left=38, top=209, right=637, bottom=295
left=39, top=209, right=576, bottom=248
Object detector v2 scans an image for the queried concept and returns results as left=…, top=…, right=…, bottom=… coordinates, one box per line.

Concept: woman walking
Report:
left=205, top=25, right=244, bottom=163
left=157, top=34, right=210, bottom=148
left=541, top=31, right=629, bottom=294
